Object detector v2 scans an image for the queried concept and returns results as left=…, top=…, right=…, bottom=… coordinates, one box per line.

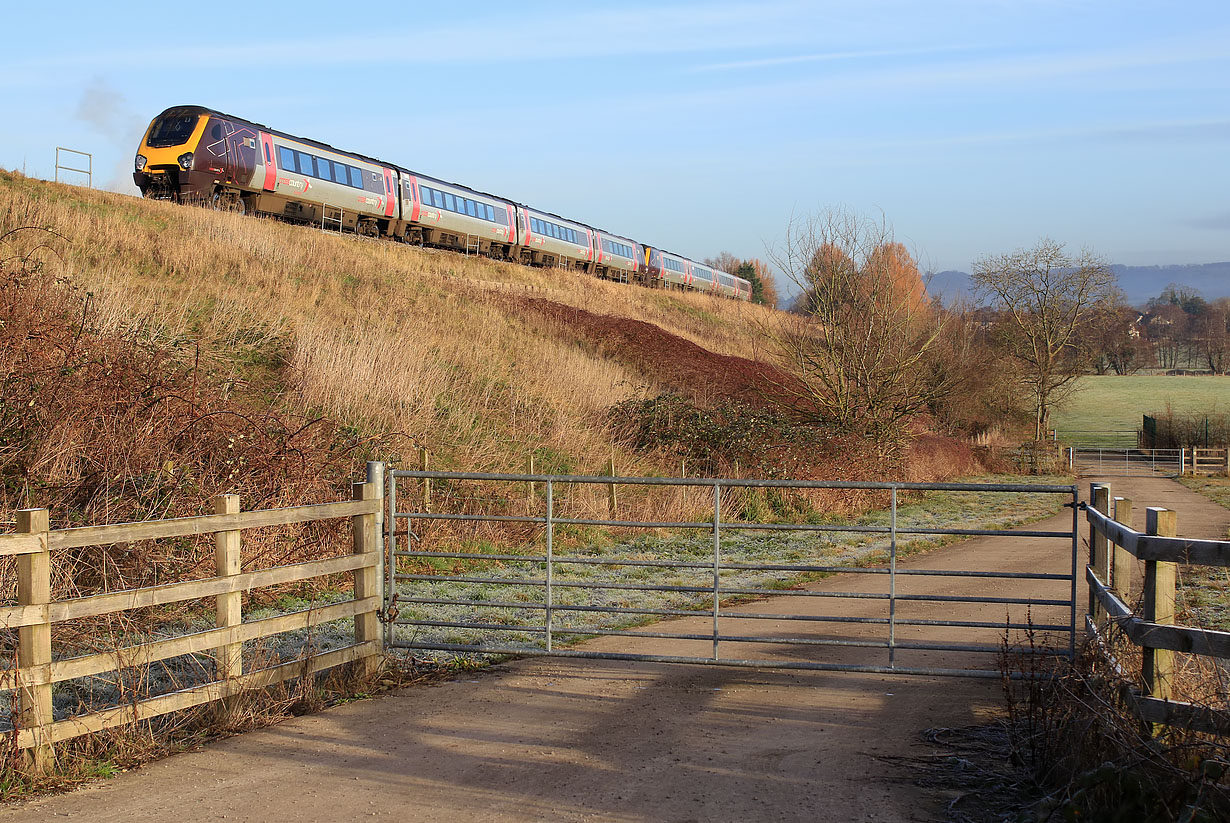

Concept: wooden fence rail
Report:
left=1085, top=482, right=1230, bottom=735
left=1, top=462, right=386, bottom=773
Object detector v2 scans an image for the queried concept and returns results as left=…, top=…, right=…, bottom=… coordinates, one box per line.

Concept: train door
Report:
left=259, top=133, right=277, bottom=191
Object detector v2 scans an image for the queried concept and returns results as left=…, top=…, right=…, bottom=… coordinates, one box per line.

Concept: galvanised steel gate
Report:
left=383, top=471, right=1079, bottom=679
left=1068, top=447, right=1185, bottom=477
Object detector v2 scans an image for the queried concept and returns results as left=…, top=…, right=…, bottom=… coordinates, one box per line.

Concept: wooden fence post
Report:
left=1143, top=507, right=1177, bottom=705
left=16, top=508, right=55, bottom=774
left=212, top=495, right=243, bottom=706
left=1089, top=484, right=1110, bottom=624
left=606, top=456, right=617, bottom=517
left=353, top=466, right=384, bottom=678
left=1112, top=497, right=1134, bottom=603
left=419, top=447, right=431, bottom=511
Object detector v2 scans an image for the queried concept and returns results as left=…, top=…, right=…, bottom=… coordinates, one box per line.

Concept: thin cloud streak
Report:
left=4, top=2, right=812, bottom=75
left=693, top=45, right=978, bottom=72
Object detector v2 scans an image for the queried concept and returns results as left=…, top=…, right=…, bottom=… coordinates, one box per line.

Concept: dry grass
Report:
left=0, top=169, right=779, bottom=485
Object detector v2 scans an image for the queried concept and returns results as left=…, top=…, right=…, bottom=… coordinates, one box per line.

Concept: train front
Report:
left=133, top=106, right=211, bottom=201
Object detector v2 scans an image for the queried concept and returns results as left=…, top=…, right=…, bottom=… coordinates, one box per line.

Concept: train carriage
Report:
left=690, top=262, right=720, bottom=295
left=403, top=173, right=517, bottom=257
left=593, top=231, right=640, bottom=283
left=643, top=246, right=692, bottom=290
left=515, top=206, right=594, bottom=271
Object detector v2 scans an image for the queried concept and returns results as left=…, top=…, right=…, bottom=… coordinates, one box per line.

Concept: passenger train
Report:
left=133, top=106, right=751, bottom=300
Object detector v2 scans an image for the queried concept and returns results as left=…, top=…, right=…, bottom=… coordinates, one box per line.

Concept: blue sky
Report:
left=2, top=1, right=1227, bottom=277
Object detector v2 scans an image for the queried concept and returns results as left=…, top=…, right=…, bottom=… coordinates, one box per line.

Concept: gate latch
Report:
left=1063, top=501, right=1088, bottom=510
left=380, top=593, right=400, bottom=623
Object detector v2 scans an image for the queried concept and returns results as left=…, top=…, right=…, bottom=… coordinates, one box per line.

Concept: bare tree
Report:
left=763, top=209, right=952, bottom=443
left=1196, top=298, right=1230, bottom=374
left=971, top=239, right=1116, bottom=440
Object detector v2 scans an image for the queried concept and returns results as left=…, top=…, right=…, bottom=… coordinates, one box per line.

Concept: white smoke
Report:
left=74, top=78, right=143, bottom=194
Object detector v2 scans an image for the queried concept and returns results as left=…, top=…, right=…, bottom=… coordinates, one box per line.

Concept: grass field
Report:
left=1053, top=375, right=1230, bottom=444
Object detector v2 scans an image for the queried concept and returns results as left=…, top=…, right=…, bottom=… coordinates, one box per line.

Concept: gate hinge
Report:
left=1063, top=501, right=1088, bottom=510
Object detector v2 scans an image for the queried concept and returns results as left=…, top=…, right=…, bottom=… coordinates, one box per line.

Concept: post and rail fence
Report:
left=1084, top=482, right=1230, bottom=735
left=1, top=462, right=387, bottom=774
left=12, top=461, right=1230, bottom=773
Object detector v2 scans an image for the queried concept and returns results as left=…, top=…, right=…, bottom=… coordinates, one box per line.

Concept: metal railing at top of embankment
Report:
left=385, top=471, right=1080, bottom=679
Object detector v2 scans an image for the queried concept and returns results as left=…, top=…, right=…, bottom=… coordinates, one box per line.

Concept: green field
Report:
left=1053, top=375, right=1230, bottom=444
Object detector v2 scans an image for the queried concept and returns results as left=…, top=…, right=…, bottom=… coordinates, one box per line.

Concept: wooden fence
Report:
left=1, top=462, right=386, bottom=773
left=1085, top=483, right=1230, bottom=734
left=1191, top=448, right=1230, bottom=477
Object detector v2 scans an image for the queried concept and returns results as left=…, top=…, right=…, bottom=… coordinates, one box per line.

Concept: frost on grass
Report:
left=393, top=477, right=1070, bottom=660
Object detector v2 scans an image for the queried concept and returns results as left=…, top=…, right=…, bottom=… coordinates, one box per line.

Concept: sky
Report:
left=2, top=1, right=1228, bottom=282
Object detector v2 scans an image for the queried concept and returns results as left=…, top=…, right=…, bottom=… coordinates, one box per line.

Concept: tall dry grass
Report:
left=0, top=170, right=779, bottom=483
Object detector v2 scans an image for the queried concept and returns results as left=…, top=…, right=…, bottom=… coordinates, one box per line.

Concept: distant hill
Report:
left=926, top=262, right=1230, bottom=307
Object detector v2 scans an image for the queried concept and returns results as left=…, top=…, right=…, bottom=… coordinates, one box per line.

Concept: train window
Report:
left=349, top=167, right=362, bottom=188
left=317, top=160, right=332, bottom=182
left=279, top=147, right=296, bottom=173
left=485, top=204, right=495, bottom=221
left=147, top=113, right=198, bottom=147
left=297, top=152, right=315, bottom=177
left=465, top=200, right=476, bottom=217
left=335, top=162, right=348, bottom=184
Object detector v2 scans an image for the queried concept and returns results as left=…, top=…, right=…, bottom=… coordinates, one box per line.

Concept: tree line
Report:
left=1088, top=283, right=1230, bottom=375
left=760, top=208, right=1122, bottom=445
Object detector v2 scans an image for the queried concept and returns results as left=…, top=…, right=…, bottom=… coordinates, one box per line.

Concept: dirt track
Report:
left=5, top=475, right=1227, bottom=822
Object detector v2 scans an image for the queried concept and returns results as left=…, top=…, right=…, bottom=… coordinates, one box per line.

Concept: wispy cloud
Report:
left=693, top=45, right=977, bottom=72
left=4, top=3, right=812, bottom=75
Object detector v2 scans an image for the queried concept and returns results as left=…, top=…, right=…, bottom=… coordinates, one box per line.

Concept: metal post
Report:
left=385, top=466, right=397, bottom=649
left=1069, top=486, right=1079, bottom=660
left=713, top=483, right=721, bottom=660
left=889, top=487, right=897, bottom=668
left=545, top=479, right=554, bottom=652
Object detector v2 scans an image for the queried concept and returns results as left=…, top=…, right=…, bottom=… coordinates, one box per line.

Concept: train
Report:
left=133, top=106, right=752, bottom=300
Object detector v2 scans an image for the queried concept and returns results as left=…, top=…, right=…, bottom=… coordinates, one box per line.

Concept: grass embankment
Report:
left=1053, top=374, right=1230, bottom=445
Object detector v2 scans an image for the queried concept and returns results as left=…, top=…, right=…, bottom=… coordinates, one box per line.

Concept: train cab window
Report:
left=147, top=113, right=198, bottom=147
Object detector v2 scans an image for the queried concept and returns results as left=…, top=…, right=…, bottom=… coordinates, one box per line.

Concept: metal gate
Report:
left=383, top=471, right=1078, bottom=679
left=1069, top=447, right=1185, bottom=477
